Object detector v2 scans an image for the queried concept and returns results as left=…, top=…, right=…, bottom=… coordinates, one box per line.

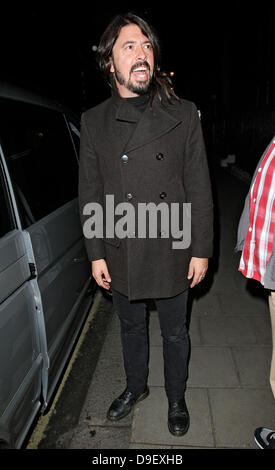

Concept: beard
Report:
left=112, top=60, right=153, bottom=96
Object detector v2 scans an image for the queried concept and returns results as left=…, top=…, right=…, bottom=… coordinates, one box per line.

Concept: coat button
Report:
left=156, top=152, right=164, bottom=160
left=159, top=191, right=167, bottom=199
left=121, top=155, right=128, bottom=164
left=126, top=193, right=133, bottom=201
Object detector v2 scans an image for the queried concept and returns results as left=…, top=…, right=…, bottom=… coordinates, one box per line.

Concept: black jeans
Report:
left=111, top=288, right=189, bottom=402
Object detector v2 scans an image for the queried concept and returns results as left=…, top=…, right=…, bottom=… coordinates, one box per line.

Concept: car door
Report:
left=0, top=149, right=47, bottom=449
left=0, top=96, right=92, bottom=409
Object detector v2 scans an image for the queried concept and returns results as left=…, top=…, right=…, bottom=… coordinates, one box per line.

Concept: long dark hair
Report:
left=97, top=12, right=178, bottom=103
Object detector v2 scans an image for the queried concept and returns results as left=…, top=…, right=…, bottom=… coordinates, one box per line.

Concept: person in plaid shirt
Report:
left=236, top=137, right=275, bottom=448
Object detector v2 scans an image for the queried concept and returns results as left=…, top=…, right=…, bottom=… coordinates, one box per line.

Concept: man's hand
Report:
left=91, top=259, right=111, bottom=290
left=187, top=257, right=208, bottom=288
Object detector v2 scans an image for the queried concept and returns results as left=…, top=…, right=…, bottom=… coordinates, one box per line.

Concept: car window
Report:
left=0, top=159, right=14, bottom=237
left=0, top=97, right=79, bottom=228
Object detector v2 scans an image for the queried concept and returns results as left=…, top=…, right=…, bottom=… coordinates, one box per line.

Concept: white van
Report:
left=0, top=82, right=95, bottom=448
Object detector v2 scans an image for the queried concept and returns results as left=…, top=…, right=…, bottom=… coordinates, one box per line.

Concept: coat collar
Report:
left=111, top=90, right=182, bottom=153
left=115, top=96, right=143, bottom=123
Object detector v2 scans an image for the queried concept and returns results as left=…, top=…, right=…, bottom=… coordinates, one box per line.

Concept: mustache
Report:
left=130, top=61, right=151, bottom=74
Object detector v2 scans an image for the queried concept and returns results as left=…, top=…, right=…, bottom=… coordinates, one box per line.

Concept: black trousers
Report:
left=111, top=288, right=189, bottom=402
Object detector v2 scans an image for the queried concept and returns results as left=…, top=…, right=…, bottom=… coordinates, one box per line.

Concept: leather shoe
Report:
left=107, top=386, right=149, bottom=421
left=168, top=397, right=190, bottom=436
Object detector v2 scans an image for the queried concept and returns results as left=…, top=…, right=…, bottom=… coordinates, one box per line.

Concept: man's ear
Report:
left=109, top=57, right=114, bottom=73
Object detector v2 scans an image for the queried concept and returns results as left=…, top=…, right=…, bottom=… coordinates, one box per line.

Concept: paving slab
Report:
left=249, top=315, right=273, bottom=344
left=189, top=293, right=222, bottom=317
left=232, top=346, right=272, bottom=388
left=200, top=315, right=259, bottom=345
left=217, top=291, right=269, bottom=316
left=210, top=273, right=240, bottom=294
left=148, top=344, right=241, bottom=389
left=209, top=388, right=275, bottom=448
left=130, top=387, right=214, bottom=448
left=188, top=347, right=240, bottom=388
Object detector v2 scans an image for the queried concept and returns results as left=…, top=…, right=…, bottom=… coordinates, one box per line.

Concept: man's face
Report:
left=110, top=24, right=154, bottom=98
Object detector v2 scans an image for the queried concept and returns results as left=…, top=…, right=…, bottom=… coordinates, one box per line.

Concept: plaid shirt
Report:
left=239, top=138, right=275, bottom=284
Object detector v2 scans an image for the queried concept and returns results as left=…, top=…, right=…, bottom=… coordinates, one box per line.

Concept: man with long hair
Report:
left=79, top=12, right=213, bottom=436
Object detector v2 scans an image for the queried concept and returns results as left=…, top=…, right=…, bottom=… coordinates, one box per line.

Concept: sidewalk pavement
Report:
left=47, top=164, right=275, bottom=449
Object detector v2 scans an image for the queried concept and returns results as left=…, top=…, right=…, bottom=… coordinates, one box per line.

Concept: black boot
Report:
left=168, top=397, right=190, bottom=436
left=107, top=387, right=149, bottom=421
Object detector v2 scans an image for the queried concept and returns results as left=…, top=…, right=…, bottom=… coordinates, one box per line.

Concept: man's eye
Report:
left=144, top=43, right=152, bottom=50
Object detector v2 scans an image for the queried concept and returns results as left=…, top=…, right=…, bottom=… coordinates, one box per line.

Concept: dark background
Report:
left=1, top=4, right=275, bottom=173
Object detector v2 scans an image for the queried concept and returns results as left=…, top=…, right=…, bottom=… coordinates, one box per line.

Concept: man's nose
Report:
left=136, top=44, right=146, bottom=60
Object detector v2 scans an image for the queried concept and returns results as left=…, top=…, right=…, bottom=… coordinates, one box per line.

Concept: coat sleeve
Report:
left=78, top=112, right=105, bottom=261
left=183, top=103, right=214, bottom=258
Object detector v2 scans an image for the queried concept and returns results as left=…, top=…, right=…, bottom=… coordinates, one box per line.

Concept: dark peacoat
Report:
left=78, top=91, right=213, bottom=300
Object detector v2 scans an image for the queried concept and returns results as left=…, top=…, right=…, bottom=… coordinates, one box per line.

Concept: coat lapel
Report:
left=114, top=94, right=182, bottom=153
